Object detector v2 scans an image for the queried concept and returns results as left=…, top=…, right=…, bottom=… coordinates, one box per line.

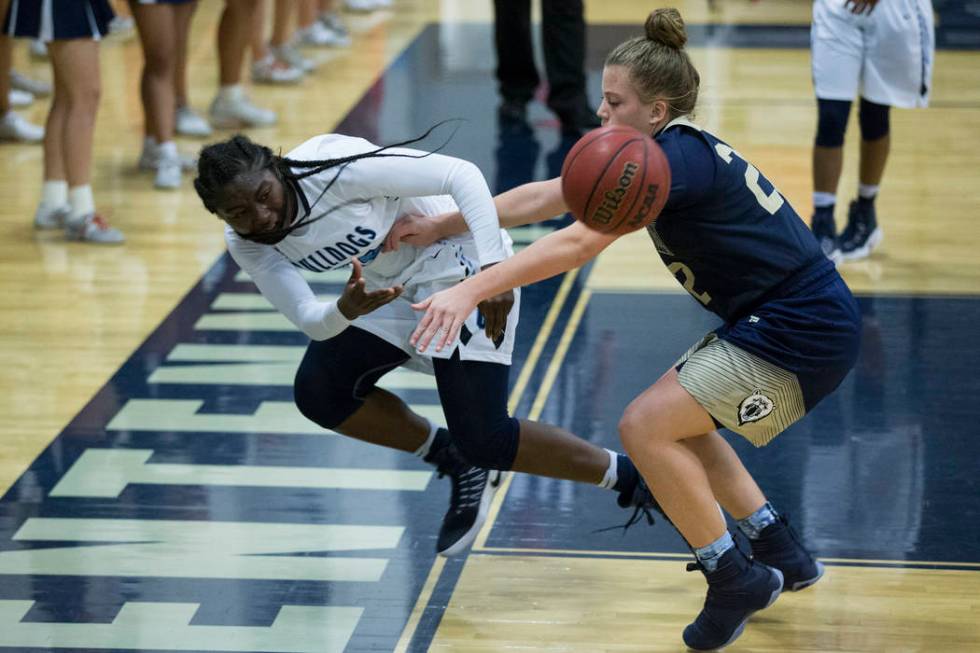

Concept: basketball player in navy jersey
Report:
left=403, top=9, right=861, bottom=650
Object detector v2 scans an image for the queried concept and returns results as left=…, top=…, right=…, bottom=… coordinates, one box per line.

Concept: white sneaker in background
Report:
left=344, top=0, right=383, bottom=11
left=33, top=204, right=70, bottom=230
left=251, top=54, right=305, bottom=85
left=209, top=93, right=278, bottom=129
left=175, top=106, right=213, bottom=138
left=272, top=44, right=316, bottom=73
left=29, top=40, right=48, bottom=60
left=155, top=157, right=182, bottom=190
left=0, top=111, right=44, bottom=143
left=138, top=141, right=197, bottom=173
left=138, top=141, right=157, bottom=171
left=298, top=21, right=351, bottom=47
left=153, top=142, right=182, bottom=190
left=325, top=22, right=352, bottom=47
left=8, top=89, right=34, bottom=107
left=10, top=71, right=52, bottom=97
left=319, top=11, right=350, bottom=39
left=65, top=213, right=125, bottom=244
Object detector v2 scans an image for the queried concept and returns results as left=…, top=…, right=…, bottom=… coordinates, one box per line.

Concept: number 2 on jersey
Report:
left=713, top=144, right=785, bottom=215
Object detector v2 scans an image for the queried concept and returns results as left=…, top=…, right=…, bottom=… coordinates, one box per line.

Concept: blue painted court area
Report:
left=488, top=292, right=980, bottom=565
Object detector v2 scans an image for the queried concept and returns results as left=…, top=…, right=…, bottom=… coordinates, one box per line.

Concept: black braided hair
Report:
left=193, top=120, right=463, bottom=242
left=194, top=135, right=277, bottom=214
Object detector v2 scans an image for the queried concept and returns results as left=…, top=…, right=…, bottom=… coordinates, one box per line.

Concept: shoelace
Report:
left=592, top=504, right=657, bottom=535
left=436, top=463, right=486, bottom=513
left=841, top=220, right=868, bottom=246
left=91, top=214, right=113, bottom=231
left=841, top=202, right=874, bottom=248
left=452, top=467, right=486, bottom=512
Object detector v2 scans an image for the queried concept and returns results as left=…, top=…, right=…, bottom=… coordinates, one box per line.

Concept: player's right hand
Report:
left=336, top=258, right=403, bottom=319
left=844, top=0, right=878, bottom=14
left=383, top=212, right=450, bottom=252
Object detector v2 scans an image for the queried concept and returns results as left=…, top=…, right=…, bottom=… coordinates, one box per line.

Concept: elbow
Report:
left=568, top=233, right=608, bottom=268
left=456, top=159, right=481, bottom=178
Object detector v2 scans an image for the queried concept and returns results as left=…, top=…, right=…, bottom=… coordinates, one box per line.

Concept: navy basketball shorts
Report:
left=675, top=274, right=861, bottom=446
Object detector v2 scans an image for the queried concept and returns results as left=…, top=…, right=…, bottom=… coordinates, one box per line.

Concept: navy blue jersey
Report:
left=649, top=119, right=827, bottom=323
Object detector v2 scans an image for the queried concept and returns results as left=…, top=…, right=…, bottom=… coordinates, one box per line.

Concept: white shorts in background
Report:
left=811, top=0, right=934, bottom=108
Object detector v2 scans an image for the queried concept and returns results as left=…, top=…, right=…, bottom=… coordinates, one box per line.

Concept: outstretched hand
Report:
left=336, top=258, right=403, bottom=319
left=383, top=212, right=449, bottom=253
left=410, top=283, right=481, bottom=353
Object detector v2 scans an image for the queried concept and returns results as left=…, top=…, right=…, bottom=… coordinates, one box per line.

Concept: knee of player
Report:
left=452, top=416, right=520, bottom=470
left=617, top=407, right=643, bottom=448
left=814, top=98, right=852, bottom=148
left=858, top=98, right=890, bottom=141
left=618, top=403, right=658, bottom=453
left=293, top=369, right=348, bottom=429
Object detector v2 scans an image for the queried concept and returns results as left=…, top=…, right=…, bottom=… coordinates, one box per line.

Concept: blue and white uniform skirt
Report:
left=4, top=0, right=114, bottom=41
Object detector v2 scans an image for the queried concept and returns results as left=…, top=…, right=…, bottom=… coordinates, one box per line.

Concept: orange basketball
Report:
left=560, top=125, right=671, bottom=235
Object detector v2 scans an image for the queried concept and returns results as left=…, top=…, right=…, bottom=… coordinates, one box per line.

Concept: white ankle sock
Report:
left=597, top=449, right=618, bottom=489
left=413, top=419, right=440, bottom=458
left=813, top=191, right=836, bottom=209
left=157, top=140, right=178, bottom=160
left=68, top=185, right=95, bottom=221
left=218, top=84, right=244, bottom=102
left=858, top=183, right=879, bottom=199
left=40, top=180, right=68, bottom=208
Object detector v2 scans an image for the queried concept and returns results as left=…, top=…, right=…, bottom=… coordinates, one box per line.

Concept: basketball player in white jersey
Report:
left=809, top=0, right=935, bottom=262
left=193, top=129, right=657, bottom=557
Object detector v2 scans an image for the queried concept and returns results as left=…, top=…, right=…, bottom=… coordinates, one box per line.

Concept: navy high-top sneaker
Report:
left=683, top=545, right=783, bottom=651
left=750, top=514, right=825, bottom=592
left=811, top=205, right=841, bottom=265
left=427, top=438, right=501, bottom=556
left=839, top=198, right=883, bottom=261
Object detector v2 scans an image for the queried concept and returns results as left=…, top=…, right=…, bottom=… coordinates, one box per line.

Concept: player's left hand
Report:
left=478, top=291, right=513, bottom=342
left=476, top=263, right=513, bottom=341
left=410, top=283, right=480, bottom=353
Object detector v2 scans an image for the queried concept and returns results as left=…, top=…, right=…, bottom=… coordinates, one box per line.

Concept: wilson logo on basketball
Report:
left=627, top=183, right=661, bottom=229
left=592, top=161, right=638, bottom=225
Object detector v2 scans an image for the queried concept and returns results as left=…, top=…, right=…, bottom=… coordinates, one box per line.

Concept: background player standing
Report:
left=809, top=0, right=935, bottom=262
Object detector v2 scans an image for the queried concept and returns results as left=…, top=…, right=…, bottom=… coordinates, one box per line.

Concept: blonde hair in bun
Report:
left=645, top=7, right=687, bottom=49
left=606, top=8, right=699, bottom=118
